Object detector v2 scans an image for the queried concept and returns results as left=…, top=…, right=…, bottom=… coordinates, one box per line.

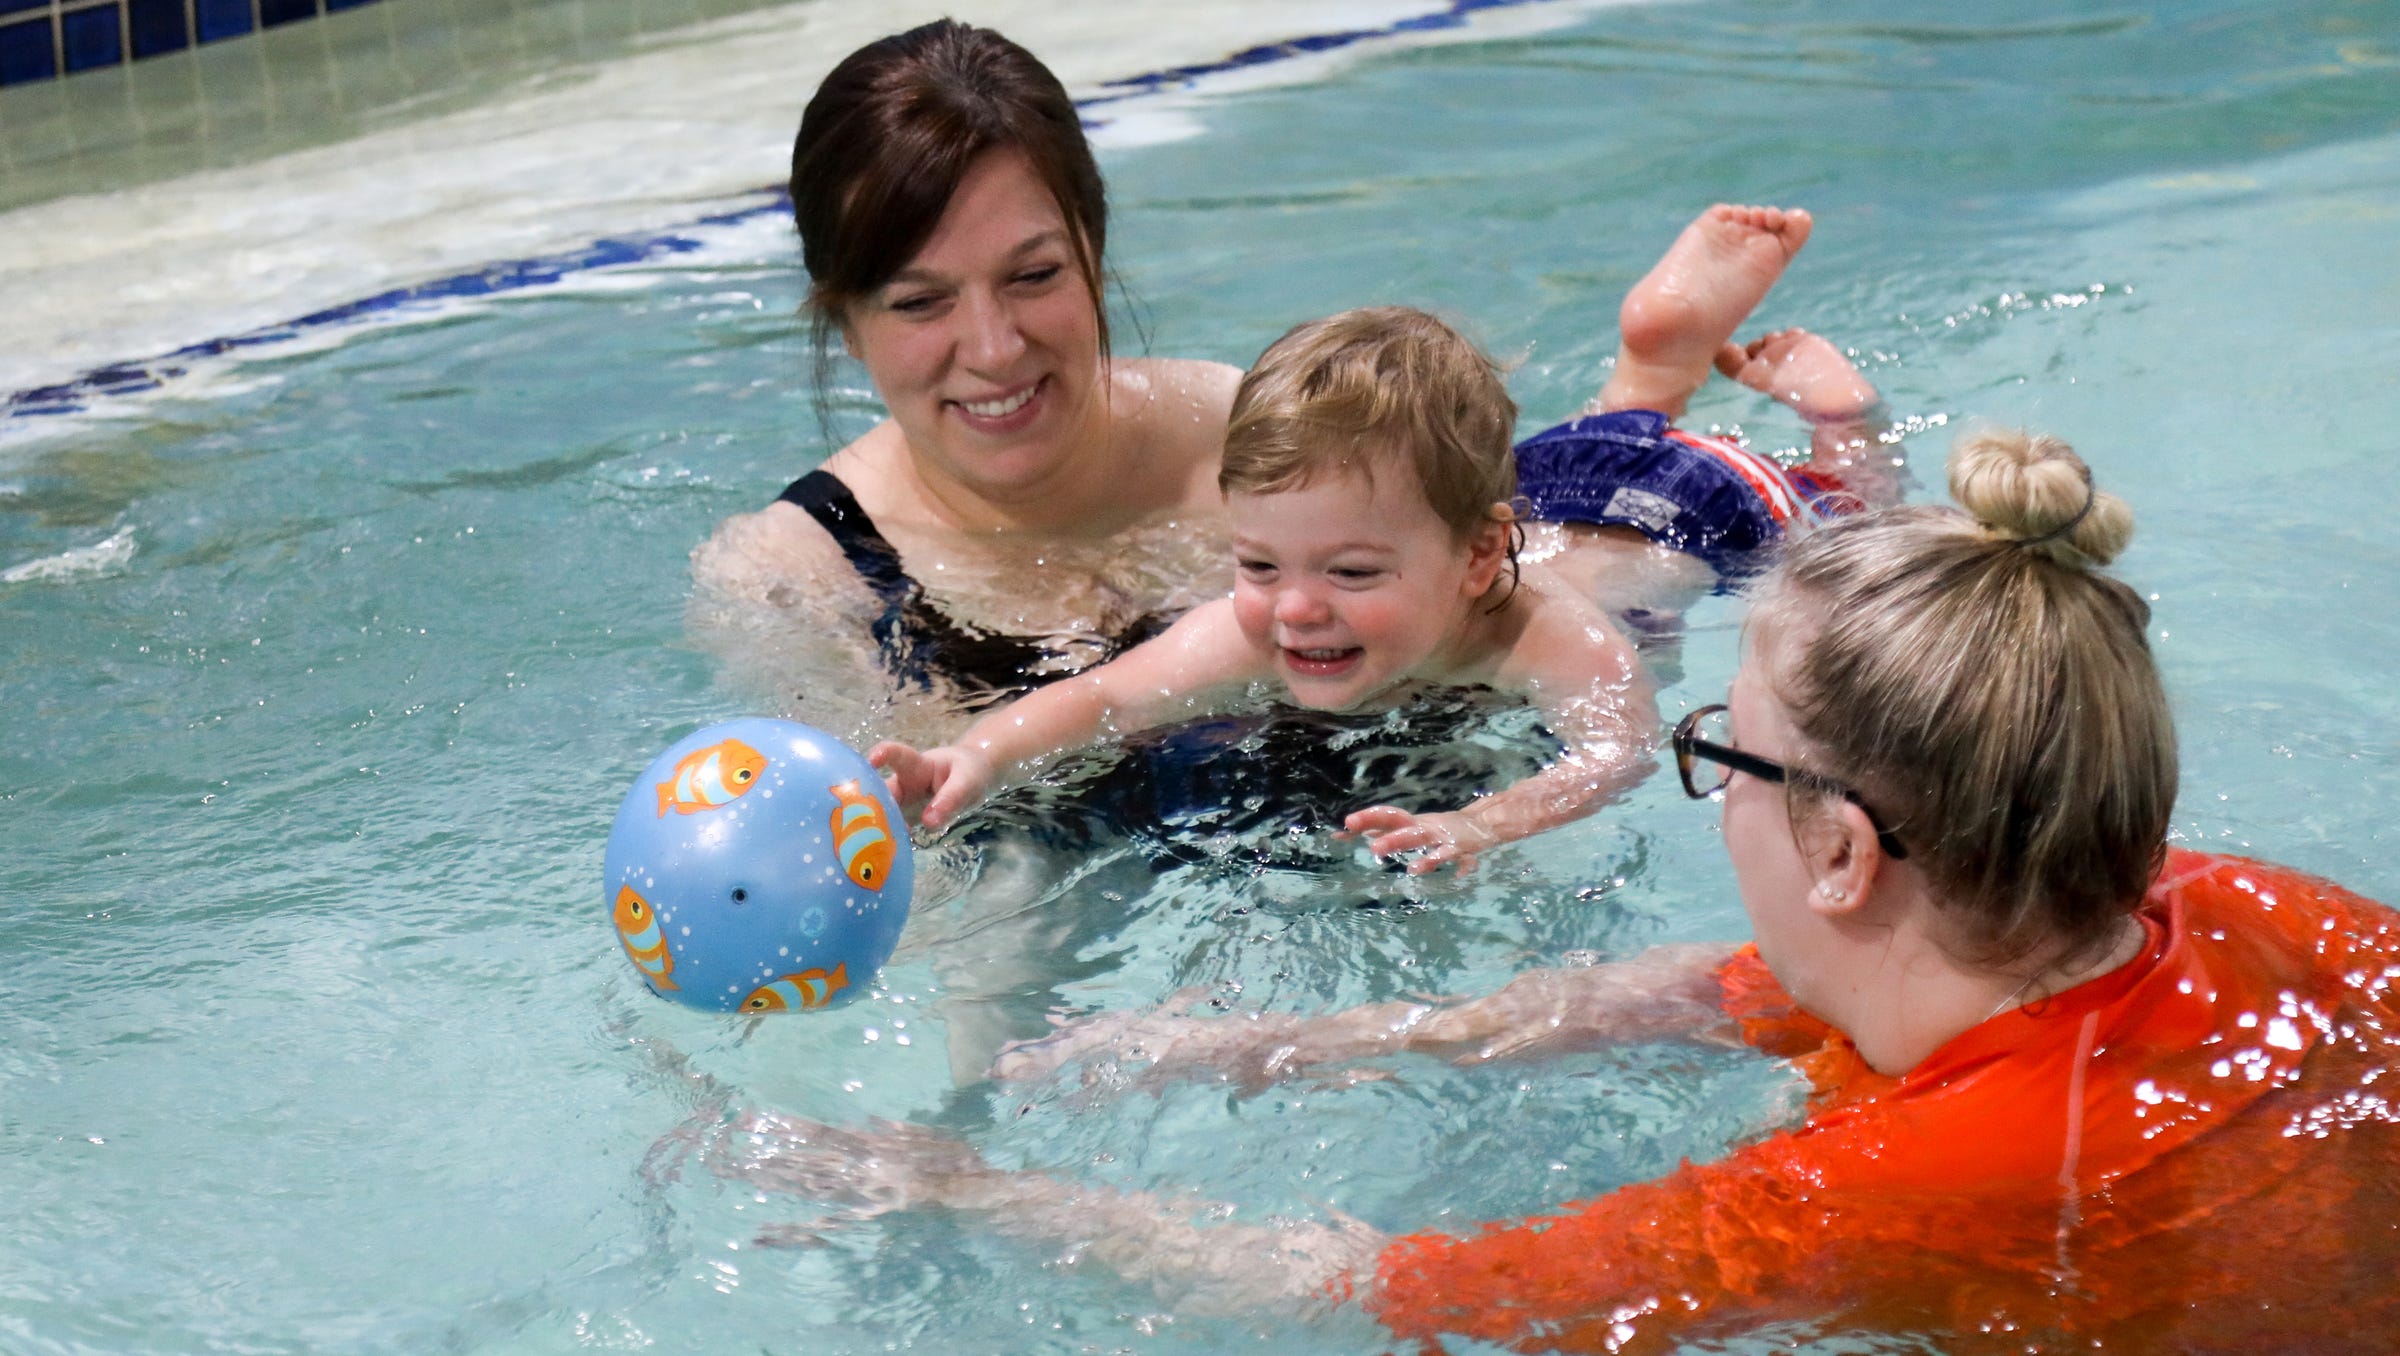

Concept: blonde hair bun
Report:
left=1947, top=425, right=2134, bottom=566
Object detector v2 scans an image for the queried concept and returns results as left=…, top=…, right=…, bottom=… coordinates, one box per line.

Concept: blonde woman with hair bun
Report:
left=690, top=427, right=2400, bottom=1352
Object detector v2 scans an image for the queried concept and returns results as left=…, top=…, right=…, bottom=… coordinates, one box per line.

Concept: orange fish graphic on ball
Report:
left=742, top=963, right=849, bottom=1012
left=613, top=884, right=678, bottom=991
left=656, top=737, right=767, bottom=817
left=828, top=781, right=896, bottom=890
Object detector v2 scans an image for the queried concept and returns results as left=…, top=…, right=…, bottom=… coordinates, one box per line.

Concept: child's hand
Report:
left=1343, top=806, right=1497, bottom=875
left=867, top=741, right=995, bottom=831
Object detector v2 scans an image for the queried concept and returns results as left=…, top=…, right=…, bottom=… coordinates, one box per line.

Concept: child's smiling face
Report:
left=1227, top=458, right=1505, bottom=711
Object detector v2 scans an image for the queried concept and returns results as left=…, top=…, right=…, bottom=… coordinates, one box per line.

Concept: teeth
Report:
left=1293, top=648, right=1351, bottom=661
left=960, top=386, right=1036, bottom=419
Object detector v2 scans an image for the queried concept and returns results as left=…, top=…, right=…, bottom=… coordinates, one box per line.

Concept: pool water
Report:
left=6, top=0, right=2400, bottom=1351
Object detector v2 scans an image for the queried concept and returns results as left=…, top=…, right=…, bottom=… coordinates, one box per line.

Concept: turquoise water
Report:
left=6, top=1, right=2400, bottom=1350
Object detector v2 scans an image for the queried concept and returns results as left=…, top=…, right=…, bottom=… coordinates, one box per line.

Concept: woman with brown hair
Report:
left=690, top=427, right=2400, bottom=1352
left=691, top=20, right=1241, bottom=711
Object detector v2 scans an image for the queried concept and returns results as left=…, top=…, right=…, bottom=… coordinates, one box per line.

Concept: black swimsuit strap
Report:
left=777, top=469, right=916, bottom=610
left=779, top=469, right=1076, bottom=705
left=775, top=468, right=1178, bottom=703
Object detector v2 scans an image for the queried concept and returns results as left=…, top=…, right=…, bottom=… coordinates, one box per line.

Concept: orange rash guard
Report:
left=1367, top=851, right=2400, bottom=1353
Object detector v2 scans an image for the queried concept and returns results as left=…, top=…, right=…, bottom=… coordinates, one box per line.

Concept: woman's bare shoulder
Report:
left=1118, top=358, right=1240, bottom=433
left=691, top=499, right=850, bottom=599
left=1114, top=357, right=1242, bottom=504
left=1136, top=355, right=1243, bottom=402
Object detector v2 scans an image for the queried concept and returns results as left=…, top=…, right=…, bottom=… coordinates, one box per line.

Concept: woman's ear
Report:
left=1801, top=798, right=1886, bottom=917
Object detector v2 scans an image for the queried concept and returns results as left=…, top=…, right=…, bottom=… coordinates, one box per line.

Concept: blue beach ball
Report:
left=603, top=718, right=912, bottom=1013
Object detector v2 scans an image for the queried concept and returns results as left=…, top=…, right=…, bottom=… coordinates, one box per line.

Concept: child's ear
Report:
left=1461, top=506, right=1514, bottom=595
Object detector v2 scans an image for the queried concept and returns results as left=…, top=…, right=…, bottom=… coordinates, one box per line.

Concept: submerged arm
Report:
left=706, top=1108, right=1384, bottom=1314
left=991, top=942, right=1741, bottom=1089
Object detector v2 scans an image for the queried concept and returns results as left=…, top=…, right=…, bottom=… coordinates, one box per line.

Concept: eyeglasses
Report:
left=1672, top=704, right=1910, bottom=860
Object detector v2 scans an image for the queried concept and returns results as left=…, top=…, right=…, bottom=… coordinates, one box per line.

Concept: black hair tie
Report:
left=2018, top=466, right=2096, bottom=547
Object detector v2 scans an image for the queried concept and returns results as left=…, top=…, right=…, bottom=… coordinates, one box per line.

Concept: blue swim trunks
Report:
left=1514, top=409, right=1850, bottom=574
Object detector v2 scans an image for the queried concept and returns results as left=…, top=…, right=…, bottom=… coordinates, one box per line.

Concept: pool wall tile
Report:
left=0, top=0, right=383, bottom=85
left=194, top=0, right=255, bottom=43
left=126, top=0, right=187, bottom=56
left=0, top=14, right=54, bottom=83
left=60, top=4, right=122, bottom=72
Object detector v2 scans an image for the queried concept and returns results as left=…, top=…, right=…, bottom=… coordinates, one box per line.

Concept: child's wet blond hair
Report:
left=1220, top=306, right=1517, bottom=539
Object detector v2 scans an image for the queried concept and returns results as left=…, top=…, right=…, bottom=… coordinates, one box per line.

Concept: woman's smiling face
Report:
left=840, top=147, right=1102, bottom=500
left=1227, top=458, right=1499, bottom=711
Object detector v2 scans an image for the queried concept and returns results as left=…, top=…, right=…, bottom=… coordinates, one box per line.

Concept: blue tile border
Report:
left=0, top=0, right=383, bottom=87
left=3, top=0, right=1566, bottom=420
left=194, top=0, right=253, bottom=42
left=4, top=200, right=784, bottom=417
left=127, top=0, right=190, bottom=57
left=0, top=14, right=58, bottom=83
left=60, top=4, right=121, bottom=73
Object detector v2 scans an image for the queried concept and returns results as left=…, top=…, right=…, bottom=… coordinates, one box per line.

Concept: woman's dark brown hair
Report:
left=791, top=21, right=1111, bottom=403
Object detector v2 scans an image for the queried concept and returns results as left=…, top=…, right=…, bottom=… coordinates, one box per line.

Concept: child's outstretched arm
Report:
left=1346, top=579, right=1657, bottom=873
left=870, top=600, right=1266, bottom=830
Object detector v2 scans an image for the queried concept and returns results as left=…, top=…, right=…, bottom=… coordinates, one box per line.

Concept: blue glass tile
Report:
left=259, top=0, right=315, bottom=27
left=129, top=0, right=191, bottom=57
left=196, top=0, right=252, bottom=42
left=0, top=16, right=55, bottom=86
left=0, top=0, right=51, bottom=17
left=61, top=5, right=121, bottom=72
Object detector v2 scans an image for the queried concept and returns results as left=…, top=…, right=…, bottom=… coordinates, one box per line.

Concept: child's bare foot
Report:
left=1719, top=327, right=1898, bottom=508
left=1595, top=204, right=1812, bottom=419
left=1713, top=328, right=1878, bottom=423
